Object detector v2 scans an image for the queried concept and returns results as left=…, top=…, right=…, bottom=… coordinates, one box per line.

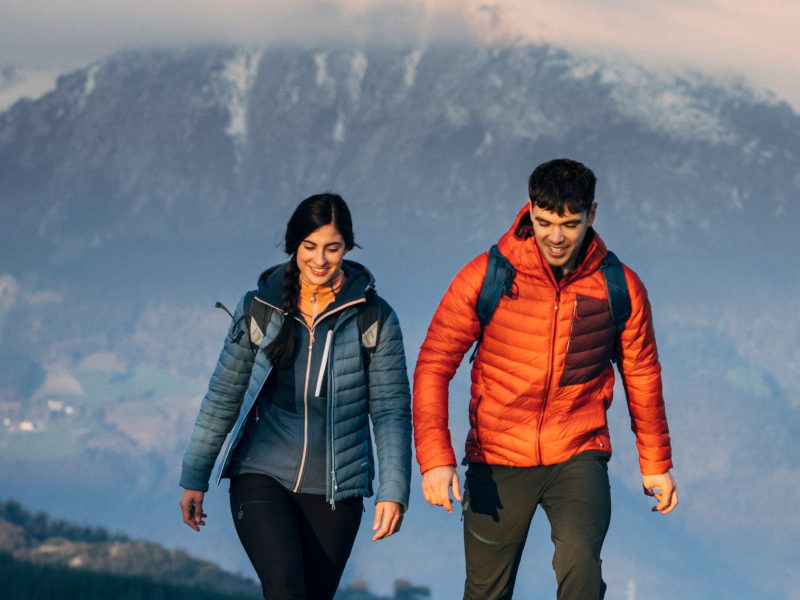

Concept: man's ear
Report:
left=587, top=202, right=597, bottom=227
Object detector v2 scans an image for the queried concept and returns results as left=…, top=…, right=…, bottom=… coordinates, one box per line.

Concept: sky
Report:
left=1, top=0, right=799, bottom=111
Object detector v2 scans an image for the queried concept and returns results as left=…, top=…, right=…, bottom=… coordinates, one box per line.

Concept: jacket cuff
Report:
left=179, top=469, right=211, bottom=493
left=640, top=458, right=674, bottom=476
left=375, top=481, right=410, bottom=512
left=417, top=449, right=458, bottom=475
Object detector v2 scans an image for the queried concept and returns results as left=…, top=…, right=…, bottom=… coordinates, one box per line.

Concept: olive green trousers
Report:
left=462, top=451, right=612, bottom=600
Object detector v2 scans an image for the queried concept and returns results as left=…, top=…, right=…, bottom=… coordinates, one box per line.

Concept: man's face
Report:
left=530, top=201, right=597, bottom=275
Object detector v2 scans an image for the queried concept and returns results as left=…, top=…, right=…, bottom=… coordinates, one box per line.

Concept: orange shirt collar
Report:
left=298, top=270, right=346, bottom=326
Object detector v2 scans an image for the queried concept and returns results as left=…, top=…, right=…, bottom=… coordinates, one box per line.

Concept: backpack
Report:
left=215, top=284, right=392, bottom=367
left=215, top=284, right=392, bottom=434
left=470, top=245, right=632, bottom=363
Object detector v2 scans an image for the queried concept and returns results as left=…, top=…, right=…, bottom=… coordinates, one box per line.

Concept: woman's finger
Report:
left=373, top=504, right=384, bottom=531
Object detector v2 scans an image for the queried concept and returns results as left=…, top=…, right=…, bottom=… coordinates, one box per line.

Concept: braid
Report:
left=264, top=257, right=302, bottom=369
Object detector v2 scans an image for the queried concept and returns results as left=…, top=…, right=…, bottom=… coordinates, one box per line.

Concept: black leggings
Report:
left=229, top=474, right=363, bottom=600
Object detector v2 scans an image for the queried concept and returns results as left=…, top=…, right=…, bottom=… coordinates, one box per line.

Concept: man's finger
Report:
left=442, top=495, right=453, bottom=513
left=452, top=472, right=462, bottom=502
left=655, top=485, right=678, bottom=515
left=373, top=505, right=383, bottom=531
left=663, top=488, right=679, bottom=514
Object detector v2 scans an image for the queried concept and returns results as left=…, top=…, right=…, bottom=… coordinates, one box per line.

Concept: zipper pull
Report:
left=330, top=470, right=338, bottom=510
left=255, top=406, right=259, bottom=422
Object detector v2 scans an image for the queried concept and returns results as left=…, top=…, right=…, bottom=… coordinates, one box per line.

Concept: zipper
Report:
left=564, top=300, right=577, bottom=356
left=537, top=289, right=560, bottom=464
left=315, top=330, right=333, bottom=397
left=330, top=470, right=338, bottom=510
left=322, top=297, right=367, bottom=508
left=294, top=296, right=367, bottom=495
left=293, top=323, right=315, bottom=493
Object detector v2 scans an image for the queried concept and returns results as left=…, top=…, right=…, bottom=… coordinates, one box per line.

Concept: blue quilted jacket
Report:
left=179, top=261, right=412, bottom=508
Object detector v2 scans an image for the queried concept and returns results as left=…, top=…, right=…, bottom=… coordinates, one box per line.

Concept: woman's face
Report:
left=296, top=224, right=347, bottom=286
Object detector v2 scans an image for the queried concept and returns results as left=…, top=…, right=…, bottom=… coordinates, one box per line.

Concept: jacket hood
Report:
left=255, top=259, right=376, bottom=309
left=497, top=204, right=608, bottom=284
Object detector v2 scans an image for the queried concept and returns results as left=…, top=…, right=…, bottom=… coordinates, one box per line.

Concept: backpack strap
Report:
left=470, top=245, right=516, bottom=363
left=215, top=290, right=264, bottom=434
left=358, top=287, right=393, bottom=371
left=598, top=250, right=632, bottom=363
left=217, top=282, right=390, bottom=433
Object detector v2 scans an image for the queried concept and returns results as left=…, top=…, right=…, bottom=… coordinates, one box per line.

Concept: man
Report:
left=413, top=159, right=677, bottom=600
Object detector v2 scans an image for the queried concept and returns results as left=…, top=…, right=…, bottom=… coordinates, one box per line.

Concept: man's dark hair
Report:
left=528, top=159, right=596, bottom=216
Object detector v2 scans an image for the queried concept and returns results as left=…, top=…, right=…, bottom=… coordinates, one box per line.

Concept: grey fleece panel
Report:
left=180, top=293, right=256, bottom=492
left=366, top=310, right=412, bottom=509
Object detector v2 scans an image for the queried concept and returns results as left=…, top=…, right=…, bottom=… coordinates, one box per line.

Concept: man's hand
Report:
left=372, top=501, right=404, bottom=541
left=643, top=471, right=678, bottom=515
left=179, top=489, right=207, bottom=531
left=422, top=465, right=461, bottom=513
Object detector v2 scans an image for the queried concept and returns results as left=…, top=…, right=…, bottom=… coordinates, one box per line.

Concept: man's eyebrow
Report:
left=536, top=217, right=582, bottom=225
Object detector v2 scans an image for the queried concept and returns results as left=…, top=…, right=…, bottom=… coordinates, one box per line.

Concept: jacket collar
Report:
left=496, top=204, right=608, bottom=287
left=255, top=259, right=376, bottom=311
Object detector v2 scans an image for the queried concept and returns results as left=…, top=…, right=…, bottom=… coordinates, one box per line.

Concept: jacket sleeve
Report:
left=615, top=267, right=673, bottom=476
left=413, top=254, right=486, bottom=474
left=180, top=293, right=257, bottom=492
left=367, top=307, right=413, bottom=510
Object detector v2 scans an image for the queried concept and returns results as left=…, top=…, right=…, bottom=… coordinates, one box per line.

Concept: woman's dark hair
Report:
left=264, top=193, right=357, bottom=369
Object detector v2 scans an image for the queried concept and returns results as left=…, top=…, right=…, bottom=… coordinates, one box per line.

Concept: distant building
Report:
left=394, top=579, right=431, bottom=600
left=335, top=578, right=431, bottom=600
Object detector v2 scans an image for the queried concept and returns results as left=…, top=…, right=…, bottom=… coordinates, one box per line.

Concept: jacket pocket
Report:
left=559, top=295, right=617, bottom=387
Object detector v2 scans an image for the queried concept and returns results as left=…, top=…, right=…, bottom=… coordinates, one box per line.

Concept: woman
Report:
left=179, top=193, right=412, bottom=600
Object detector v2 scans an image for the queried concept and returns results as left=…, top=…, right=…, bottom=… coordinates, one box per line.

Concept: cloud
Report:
left=2, top=1, right=797, bottom=109
left=0, top=274, right=20, bottom=309
left=122, top=302, right=233, bottom=379
left=0, top=1, right=476, bottom=68
left=32, top=365, right=86, bottom=398
left=79, top=351, right=127, bottom=373
left=0, top=66, right=61, bottom=112
left=23, top=290, right=64, bottom=306
left=482, top=0, right=800, bottom=109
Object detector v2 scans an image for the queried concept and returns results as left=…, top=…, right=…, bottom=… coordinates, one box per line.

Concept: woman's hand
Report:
left=372, top=501, right=403, bottom=541
left=179, top=489, right=207, bottom=531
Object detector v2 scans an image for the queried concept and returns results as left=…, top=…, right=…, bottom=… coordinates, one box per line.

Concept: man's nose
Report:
left=549, top=227, right=565, bottom=244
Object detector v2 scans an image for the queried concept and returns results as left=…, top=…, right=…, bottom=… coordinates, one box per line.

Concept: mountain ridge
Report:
left=0, top=497, right=261, bottom=597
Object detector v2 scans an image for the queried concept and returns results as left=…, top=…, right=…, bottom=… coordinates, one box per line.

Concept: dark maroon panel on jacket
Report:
left=559, top=295, right=616, bottom=387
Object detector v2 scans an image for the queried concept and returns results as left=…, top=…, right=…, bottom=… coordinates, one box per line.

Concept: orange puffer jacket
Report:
left=413, top=206, right=672, bottom=476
